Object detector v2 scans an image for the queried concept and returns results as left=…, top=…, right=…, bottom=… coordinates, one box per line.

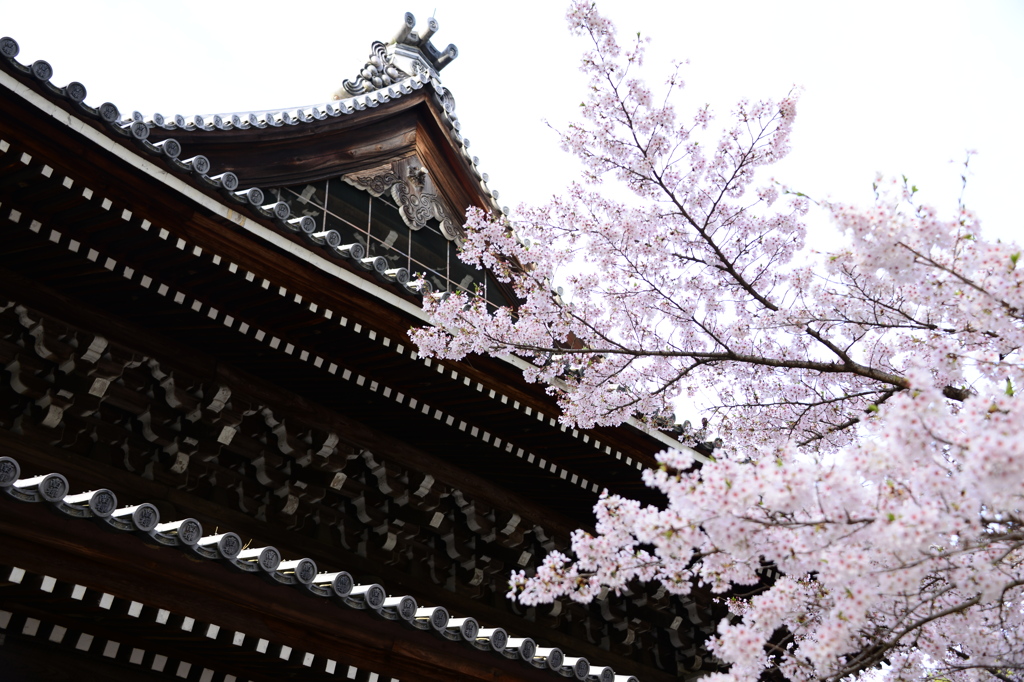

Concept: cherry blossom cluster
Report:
left=509, top=379, right=1024, bottom=680
left=413, top=2, right=1024, bottom=680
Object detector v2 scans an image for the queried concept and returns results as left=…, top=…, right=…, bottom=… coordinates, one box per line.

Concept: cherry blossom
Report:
left=413, top=3, right=1024, bottom=680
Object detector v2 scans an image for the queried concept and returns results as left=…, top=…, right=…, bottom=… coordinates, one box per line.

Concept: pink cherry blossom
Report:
left=414, top=4, right=1024, bottom=680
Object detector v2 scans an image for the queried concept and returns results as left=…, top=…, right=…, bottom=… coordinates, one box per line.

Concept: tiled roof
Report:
left=0, top=454, right=636, bottom=682
left=0, top=29, right=503, bottom=301
left=0, top=12, right=505, bottom=208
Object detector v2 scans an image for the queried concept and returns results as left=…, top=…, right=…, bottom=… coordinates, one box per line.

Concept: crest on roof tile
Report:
left=336, top=12, right=458, bottom=99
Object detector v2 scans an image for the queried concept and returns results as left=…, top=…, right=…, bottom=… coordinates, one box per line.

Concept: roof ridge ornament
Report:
left=335, top=12, right=458, bottom=99
left=343, top=157, right=460, bottom=242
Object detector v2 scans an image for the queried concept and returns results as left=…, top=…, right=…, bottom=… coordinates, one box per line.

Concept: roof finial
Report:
left=392, top=12, right=415, bottom=45
left=334, top=12, right=458, bottom=99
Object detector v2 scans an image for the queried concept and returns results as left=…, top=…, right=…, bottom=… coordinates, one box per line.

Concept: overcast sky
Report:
left=4, top=1, right=1023, bottom=244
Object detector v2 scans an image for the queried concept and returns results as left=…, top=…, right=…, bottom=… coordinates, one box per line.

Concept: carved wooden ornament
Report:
left=343, top=157, right=461, bottom=242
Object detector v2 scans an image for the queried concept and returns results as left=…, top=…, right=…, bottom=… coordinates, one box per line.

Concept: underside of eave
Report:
left=146, top=99, right=425, bottom=188
left=0, top=106, right=661, bottom=502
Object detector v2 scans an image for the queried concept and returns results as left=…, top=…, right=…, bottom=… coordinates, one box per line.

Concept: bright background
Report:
left=4, top=1, right=1023, bottom=243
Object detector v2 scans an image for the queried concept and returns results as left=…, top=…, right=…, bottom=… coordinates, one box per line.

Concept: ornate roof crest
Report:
left=336, top=12, right=458, bottom=98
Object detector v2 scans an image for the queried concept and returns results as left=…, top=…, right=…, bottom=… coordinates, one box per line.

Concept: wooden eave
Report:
left=0, top=491, right=573, bottom=682
left=0, top=49, right=724, bottom=681
left=0, top=72, right=671, bottom=511
left=0, top=292, right=703, bottom=682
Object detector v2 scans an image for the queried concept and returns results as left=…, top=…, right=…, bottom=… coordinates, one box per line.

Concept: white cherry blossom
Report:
left=413, top=4, right=1024, bottom=680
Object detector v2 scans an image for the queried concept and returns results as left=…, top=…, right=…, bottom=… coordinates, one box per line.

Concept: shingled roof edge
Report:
left=0, top=455, right=636, bottom=682
left=0, top=59, right=433, bottom=320
left=0, top=32, right=506, bottom=211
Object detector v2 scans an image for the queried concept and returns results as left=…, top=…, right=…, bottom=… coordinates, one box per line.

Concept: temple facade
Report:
left=0, top=15, right=731, bottom=682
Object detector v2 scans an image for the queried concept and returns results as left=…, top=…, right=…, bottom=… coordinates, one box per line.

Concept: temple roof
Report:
left=0, top=29, right=499, bottom=293
left=0, top=14, right=504, bottom=216
left=0, top=454, right=634, bottom=682
left=0, top=25, right=688, bottom=467
left=0, top=17, right=721, bottom=680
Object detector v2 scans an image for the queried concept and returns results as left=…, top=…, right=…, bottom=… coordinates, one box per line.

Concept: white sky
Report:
left=4, top=0, right=1023, bottom=245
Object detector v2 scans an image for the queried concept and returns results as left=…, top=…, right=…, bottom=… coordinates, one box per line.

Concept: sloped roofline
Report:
left=0, top=34, right=703, bottom=467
